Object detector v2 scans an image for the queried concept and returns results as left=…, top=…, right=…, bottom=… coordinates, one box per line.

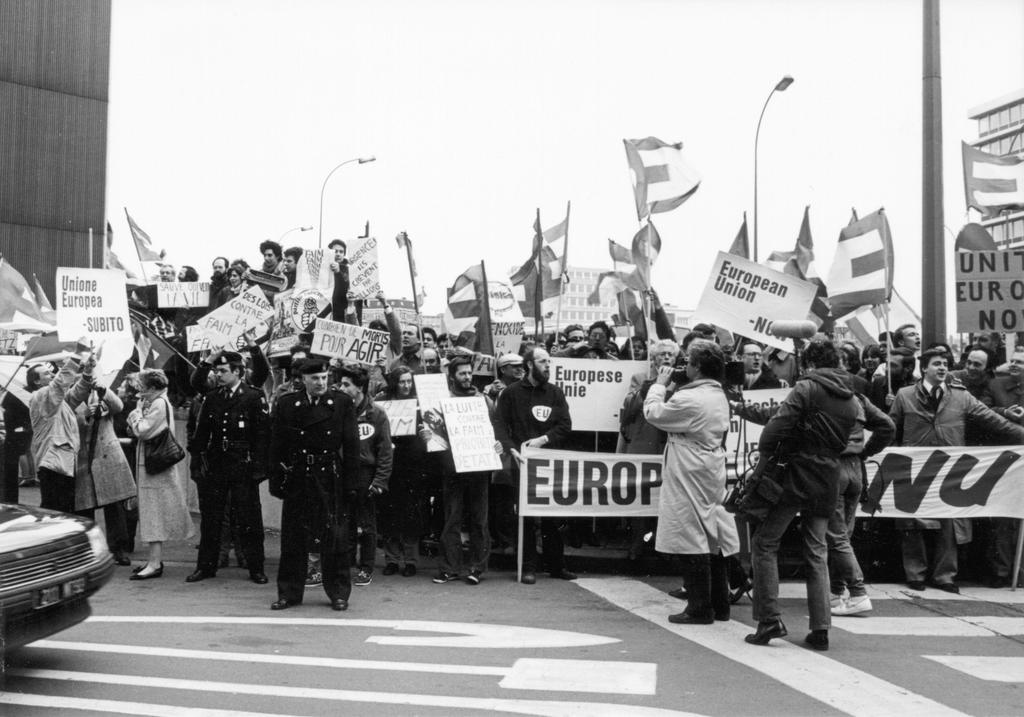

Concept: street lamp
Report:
left=318, top=156, right=376, bottom=248
left=277, top=225, right=313, bottom=243
left=753, top=75, right=794, bottom=262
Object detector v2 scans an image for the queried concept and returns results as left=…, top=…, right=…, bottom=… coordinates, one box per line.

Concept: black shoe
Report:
left=520, top=571, right=536, bottom=585
left=185, top=569, right=216, bottom=583
left=330, top=598, right=348, bottom=611
left=401, top=564, right=417, bottom=577
left=383, top=563, right=400, bottom=576
left=112, top=551, right=131, bottom=567
left=932, top=582, right=960, bottom=594
left=668, top=611, right=713, bottom=625
left=129, top=563, right=164, bottom=581
left=218, top=554, right=230, bottom=569
left=906, top=580, right=926, bottom=591
left=744, top=619, right=788, bottom=645
left=668, top=587, right=688, bottom=600
left=249, top=571, right=269, bottom=585
left=987, top=575, right=1012, bottom=589
left=714, top=610, right=730, bottom=622
left=729, top=578, right=753, bottom=605
left=270, top=598, right=300, bottom=610
left=550, top=569, right=577, bottom=581
left=805, top=629, right=829, bottom=651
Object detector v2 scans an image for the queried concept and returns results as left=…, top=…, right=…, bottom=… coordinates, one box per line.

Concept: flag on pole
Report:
left=31, top=274, right=57, bottom=324
left=510, top=210, right=567, bottom=321
left=0, top=258, right=53, bottom=331
left=962, top=141, right=1024, bottom=218
left=125, top=209, right=167, bottom=282
left=825, top=209, right=894, bottom=320
left=630, top=221, right=662, bottom=290
left=443, top=264, right=487, bottom=348
left=765, top=206, right=830, bottom=326
left=607, top=238, right=633, bottom=264
left=395, top=232, right=426, bottom=307
left=623, top=137, right=701, bottom=221
left=727, top=213, right=750, bottom=259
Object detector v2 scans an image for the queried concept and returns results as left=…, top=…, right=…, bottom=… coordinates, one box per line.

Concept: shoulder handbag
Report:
left=144, top=399, right=186, bottom=474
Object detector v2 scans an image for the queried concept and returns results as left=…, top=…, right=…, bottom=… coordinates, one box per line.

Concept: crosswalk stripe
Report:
left=832, top=616, right=1024, bottom=637
left=923, top=656, right=1024, bottom=683
left=6, top=668, right=699, bottom=717
left=576, top=577, right=971, bottom=717
left=0, top=693, right=297, bottom=717
left=777, top=584, right=1024, bottom=603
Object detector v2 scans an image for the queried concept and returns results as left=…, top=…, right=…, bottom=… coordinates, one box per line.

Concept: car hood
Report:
left=0, top=503, right=90, bottom=551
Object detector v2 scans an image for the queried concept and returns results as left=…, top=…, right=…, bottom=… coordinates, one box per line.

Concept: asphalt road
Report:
left=4, top=553, right=1024, bottom=716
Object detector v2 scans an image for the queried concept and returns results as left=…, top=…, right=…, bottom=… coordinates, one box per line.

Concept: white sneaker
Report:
left=832, top=594, right=872, bottom=616
left=829, top=594, right=844, bottom=610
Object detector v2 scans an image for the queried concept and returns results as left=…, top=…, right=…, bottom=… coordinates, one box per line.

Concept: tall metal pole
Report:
left=753, top=76, right=794, bottom=263
left=922, top=0, right=946, bottom=343
left=317, top=156, right=376, bottom=248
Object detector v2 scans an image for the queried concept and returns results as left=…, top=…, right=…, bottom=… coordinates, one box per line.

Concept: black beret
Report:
left=215, top=351, right=244, bottom=365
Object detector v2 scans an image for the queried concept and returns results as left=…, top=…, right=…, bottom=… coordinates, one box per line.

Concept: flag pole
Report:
left=553, top=201, right=571, bottom=339
left=88, top=227, right=94, bottom=269
left=534, top=209, right=544, bottom=340
left=479, top=260, right=495, bottom=356
left=397, top=232, right=420, bottom=318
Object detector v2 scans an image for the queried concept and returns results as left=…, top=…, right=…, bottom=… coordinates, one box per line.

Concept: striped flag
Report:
left=607, top=238, right=633, bottom=264
left=727, top=214, right=750, bottom=259
left=510, top=208, right=569, bottom=321
left=0, top=258, right=53, bottom=331
left=443, top=264, right=486, bottom=348
left=31, top=274, right=56, bottom=324
left=825, top=209, right=894, bottom=320
left=630, top=221, right=661, bottom=290
left=962, top=141, right=1024, bottom=218
left=765, top=206, right=830, bottom=326
left=623, top=137, right=701, bottom=221
left=124, top=208, right=166, bottom=282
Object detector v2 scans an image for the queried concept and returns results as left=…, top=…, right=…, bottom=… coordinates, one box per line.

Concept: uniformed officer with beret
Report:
left=268, top=358, right=360, bottom=611
left=187, top=351, right=271, bottom=584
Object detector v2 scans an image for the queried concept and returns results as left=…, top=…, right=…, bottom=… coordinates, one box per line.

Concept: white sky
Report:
left=105, top=0, right=1024, bottom=324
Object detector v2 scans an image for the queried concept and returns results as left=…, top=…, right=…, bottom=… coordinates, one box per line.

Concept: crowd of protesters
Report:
left=3, top=241, right=1024, bottom=646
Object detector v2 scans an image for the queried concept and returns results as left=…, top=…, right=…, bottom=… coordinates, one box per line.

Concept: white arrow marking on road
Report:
left=576, top=577, right=971, bottom=717
left=923, top=656, right=1024, bottom=682
left=832, top=616, right=1024, bottom=637
left=84, top=616, right=617, bottom=649
left=32, top=640, right=657, bottom=695
left=4, top=669, right=700, bottom=717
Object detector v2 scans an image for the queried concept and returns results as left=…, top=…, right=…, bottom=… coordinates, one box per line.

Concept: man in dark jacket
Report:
left=336, top=364, right=392, bottom=586
left=495, top=347, right=574, bottom=585
left=268, top=359, right=360, bottom=610
left=187, top=351, right=270, bottom=585
left=742, top=341, right=860, bottom=651
left=740, top=341, right=786, bottom=390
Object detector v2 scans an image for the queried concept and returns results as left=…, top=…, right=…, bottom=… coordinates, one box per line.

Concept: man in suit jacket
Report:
left=268, top=359, right=360, bottom=611
left=187, top=351, right=270, bottom=584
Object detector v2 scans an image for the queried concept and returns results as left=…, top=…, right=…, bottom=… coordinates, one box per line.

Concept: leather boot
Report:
left=671, top=554, right=713, bottom=623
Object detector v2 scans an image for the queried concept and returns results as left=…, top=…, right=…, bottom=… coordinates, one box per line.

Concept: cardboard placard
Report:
left=157, top=281, right=211, bottom=308
left=954, top=250, right=1024, bottom=332
left=440, top=396, right=501, bottom=473
left=310, top=317, right=390, bottom=366
left=188, top=285, right=274, bottom=350
left=549, top=358, right=648, bottom=432
left=376, top=399, right=418, bottom=436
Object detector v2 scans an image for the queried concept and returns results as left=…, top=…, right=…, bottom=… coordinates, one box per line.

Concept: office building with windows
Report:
left=968, top=88, right=1024, bottom=248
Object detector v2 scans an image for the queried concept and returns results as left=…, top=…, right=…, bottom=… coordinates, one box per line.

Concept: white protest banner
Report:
left=310, top=318, right=390, bottom=366
left=440, top=396, right=502, bottom=473
left=549, top=358, right=647, bottom=432
left=725, top=388, right=791, bottom=473
left=0, top=328, right=17, bottom=354
left=487, top=280, right=525, bottom=357
left=280, top=249, right=332, bottom=335
left=861, top=445, right=1024, bottom=519
left=518, top=446, right=663, bottom=517
left=189, top=284, right=273, bottom=351
left=693, top=251, right=818, bottom=352
left=362, top=305, right=419, bottom=329
left=267, top=289, right=299, bottom=357
left=414, top=373, right=451, bottom=452
left=55, top=268, right=134, bottom=378
left=954, top=250, right=1024, bottom=332
left=473, top=353, right=496, bottom=377
left=377, top=399, right=418, bottom=436
left=157, top=281, right=211, bottom=308
left=347, top=237, right=381, bottom=300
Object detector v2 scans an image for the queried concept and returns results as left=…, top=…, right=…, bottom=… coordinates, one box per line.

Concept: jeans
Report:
left=439, top=473, right=490, bottom=574
left=751, top=503, right=830, bottom=631
left=828, top=456, right=866, bottom=597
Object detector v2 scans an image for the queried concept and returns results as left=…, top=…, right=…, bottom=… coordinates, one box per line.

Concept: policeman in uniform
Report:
left=187, top=351, right=271, bottom=584
left=269, top=359, right=360, bottom=611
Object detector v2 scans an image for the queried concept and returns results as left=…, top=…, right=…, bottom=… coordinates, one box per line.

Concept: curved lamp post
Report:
left=318, top=156, right=376, bottom=248
left=753, top=76, right=793, bottom=262
left=277, top=225, right=313, bottom=243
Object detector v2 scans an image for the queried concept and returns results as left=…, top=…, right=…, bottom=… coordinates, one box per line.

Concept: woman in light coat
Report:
left=126, top=369, right=192, bottom=579
left=644, top=340, right=739, bottom=624
left=75, top=384, right=137, bottom=565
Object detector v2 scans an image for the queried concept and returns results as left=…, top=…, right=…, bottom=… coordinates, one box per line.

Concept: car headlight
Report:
left=86, top=525, right=110, bottom=559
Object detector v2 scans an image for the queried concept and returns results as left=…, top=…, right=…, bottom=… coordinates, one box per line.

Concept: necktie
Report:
left=931, top=385, right=942, bottom=406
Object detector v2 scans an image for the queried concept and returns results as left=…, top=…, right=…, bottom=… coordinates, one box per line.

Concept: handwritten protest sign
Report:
left=414, top=373, right=451, bottom=452
left=487, top=281, right=525, bottom=357
left=725, top=388, right=790, bottom=477
left=157, top=281, right=211, bottom=308
left=693, top=252, right=818, bottom=352
left=440, top=396, right=501, bottom=472
left=377, top=399, right=418, bottom=436
left=310, top=318, right=390, bottom=366
left=267, top=289, right=299, bottom=357
left=347, top=237, right=381, bottom=300
left=55, top=268, right=134, bottom=378
left=955, top=250, right=1024, bottom=332
left=549, top=358, right=647, bottom=432
left=362, top=305, right=419, bottom=329
left=0, top=328, right=17, bottom=354
left=473, top=353, right=496, bottom=377
left=188, top=285, right=273, bottom=351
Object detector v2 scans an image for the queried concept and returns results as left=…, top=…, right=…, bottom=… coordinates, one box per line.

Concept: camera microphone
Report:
left=768, top=320, right=817, bottom=339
